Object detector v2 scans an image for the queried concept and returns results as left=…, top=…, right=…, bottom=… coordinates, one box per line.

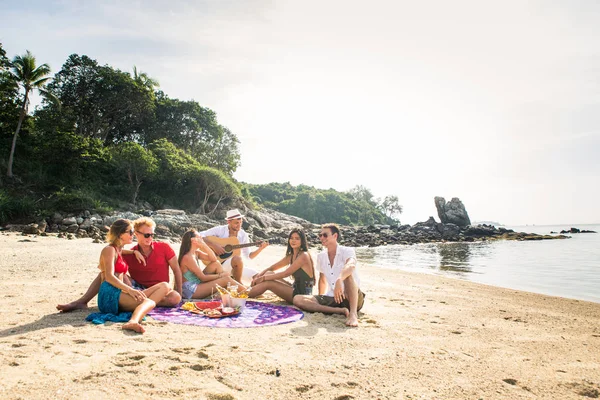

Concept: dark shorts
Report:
left=314, top=289, right=365, bottom=312
left=129, top=278, right=148, bottom=291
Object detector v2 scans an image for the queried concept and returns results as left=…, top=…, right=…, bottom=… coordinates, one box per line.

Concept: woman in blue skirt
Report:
left=97, top=219, right=169, bottom=333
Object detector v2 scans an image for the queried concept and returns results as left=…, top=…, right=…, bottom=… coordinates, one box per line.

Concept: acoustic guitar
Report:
left=201, top=236, right=269, bottom=266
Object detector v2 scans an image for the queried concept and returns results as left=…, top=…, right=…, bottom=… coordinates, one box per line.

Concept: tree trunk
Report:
left=7, top=89, right=29, bottom=178
left=133, top=174, right=142, bottom=204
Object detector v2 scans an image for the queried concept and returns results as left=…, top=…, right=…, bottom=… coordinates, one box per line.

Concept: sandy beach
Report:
left=1, top=232, right=599, bottom=400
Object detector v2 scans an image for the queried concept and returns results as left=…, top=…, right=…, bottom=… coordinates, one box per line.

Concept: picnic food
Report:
left=181, top=302, right=195, bottom=311
left=205, top=309, right=222, bottom=317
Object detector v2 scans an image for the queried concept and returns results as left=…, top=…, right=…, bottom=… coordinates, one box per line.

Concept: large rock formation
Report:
left=434, top=197, right=471, bottom=227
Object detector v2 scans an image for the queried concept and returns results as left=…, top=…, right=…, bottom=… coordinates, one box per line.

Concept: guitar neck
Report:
left=230, top=240, right=265, bottom=250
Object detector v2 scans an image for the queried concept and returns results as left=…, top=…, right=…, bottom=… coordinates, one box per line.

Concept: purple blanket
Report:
left=147, top=301, right=304, bottom=328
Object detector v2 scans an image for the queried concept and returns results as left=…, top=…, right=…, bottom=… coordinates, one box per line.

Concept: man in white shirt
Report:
left=293, top=223, right=365, bottom=327
left=200, top=209, right=268, bottom=283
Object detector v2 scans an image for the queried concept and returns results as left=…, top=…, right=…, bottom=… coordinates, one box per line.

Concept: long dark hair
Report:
left=178, top=229, right=197, bottom=266
left=286, top=228, right=315, bottom=278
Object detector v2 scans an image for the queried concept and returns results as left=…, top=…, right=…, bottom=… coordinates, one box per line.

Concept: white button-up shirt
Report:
left=316, top=245, right=361, bottom=296
left=199, top=225, right=251, bottom=258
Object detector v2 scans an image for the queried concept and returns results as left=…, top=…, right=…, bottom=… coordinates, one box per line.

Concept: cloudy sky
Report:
left=2, top=0, right=599, bottom=225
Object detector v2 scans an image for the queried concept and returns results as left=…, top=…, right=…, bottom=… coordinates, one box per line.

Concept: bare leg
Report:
left=56, top=273, right=101, bottom=312
left=230, top=256, right=244, bottom=283
left=192, top=276, right=246, bottom=299
left=343, top=275, right=360, bottom=327
left=156, top=289, right=181, bottom=307
left=119, top=282, right=170, bottom=333
left=248, top=282, right=294, bottom=303
left=293, top=295, right=349, bottom=317
left=203, top=261, right=223, bottom=275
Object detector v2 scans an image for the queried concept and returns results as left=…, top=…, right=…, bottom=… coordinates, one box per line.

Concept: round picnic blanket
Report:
left=147, top=300, right=304, bottom=328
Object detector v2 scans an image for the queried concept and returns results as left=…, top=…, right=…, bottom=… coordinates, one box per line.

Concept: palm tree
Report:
left=6, top=50, right=58, bottom=178
left=132, top=65, right=159, bottom=92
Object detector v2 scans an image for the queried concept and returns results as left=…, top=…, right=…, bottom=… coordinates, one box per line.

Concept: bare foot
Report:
left=56, top=301, right=88, bottom=313
left=122, top=321, right=145, bottom=334
left=345, top=312, right=359, bottom=327
left=340, top=307, right=350, bottom=318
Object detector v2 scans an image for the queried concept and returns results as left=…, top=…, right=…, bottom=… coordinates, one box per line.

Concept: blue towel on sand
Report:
left=86, top=311, right=133, bottom=325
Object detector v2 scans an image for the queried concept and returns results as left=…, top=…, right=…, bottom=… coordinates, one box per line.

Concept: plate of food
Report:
left=204, top=306, right=241, bottom=318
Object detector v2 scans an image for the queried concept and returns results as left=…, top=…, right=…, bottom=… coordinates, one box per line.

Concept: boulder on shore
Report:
left=435, top=197, right=471, bottom=227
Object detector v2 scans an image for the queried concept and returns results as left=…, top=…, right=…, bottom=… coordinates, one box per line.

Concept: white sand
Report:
left=1, top=232, right=599, bottom=399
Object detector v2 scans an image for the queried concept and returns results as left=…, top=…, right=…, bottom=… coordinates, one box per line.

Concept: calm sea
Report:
left=355, top=224, right=600, bottom=304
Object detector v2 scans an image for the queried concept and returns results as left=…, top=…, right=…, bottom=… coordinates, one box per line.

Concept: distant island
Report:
left=472, top=221, right=503, bottom=226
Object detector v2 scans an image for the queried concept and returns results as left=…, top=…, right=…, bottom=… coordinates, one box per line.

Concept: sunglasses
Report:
left=318, top=233, right=330, bottom=238
left=127, top=229, right=134, bottom=236
left=136, top=231, right=155, bottom=238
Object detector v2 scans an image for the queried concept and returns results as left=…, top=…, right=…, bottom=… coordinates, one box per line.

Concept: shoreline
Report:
left=1, top=232, right=599, bottom=399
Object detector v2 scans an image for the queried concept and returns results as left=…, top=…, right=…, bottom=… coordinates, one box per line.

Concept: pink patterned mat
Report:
left=147, top=300, right=304, bottom=328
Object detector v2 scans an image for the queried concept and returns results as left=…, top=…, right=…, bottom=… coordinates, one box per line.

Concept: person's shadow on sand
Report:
left=0, top=310, right=91, bottom=338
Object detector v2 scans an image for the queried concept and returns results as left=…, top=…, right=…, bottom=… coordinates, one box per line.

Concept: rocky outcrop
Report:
left=559, top=227, right=597, bottom=234
left=435, top=197, right=471, bottom=227
left=2, top=205, right=572, bottom=247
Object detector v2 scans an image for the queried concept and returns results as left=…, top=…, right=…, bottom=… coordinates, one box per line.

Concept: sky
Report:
left=1, top=0, right=599, bottom=225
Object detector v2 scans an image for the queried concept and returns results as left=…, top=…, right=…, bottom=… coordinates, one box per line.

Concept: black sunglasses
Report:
left=319, top=233, right=329, bottom=238
left=127, top=229, right=134, bottom=236
left=136, top=231, right=155, bottom=238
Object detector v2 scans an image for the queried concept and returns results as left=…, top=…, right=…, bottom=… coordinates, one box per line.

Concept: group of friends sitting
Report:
left=57, top=209, right=365, bottom=333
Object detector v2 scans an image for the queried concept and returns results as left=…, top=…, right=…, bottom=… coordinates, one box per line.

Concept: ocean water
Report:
left=355, top=224, right=600, bottom=304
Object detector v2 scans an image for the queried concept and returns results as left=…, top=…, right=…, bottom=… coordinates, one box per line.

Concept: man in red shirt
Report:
left=57, top=217, right=182, bottom=312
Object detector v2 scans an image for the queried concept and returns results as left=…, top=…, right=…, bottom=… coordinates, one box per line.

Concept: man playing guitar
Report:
left=199, top=209, right=269, bottom=283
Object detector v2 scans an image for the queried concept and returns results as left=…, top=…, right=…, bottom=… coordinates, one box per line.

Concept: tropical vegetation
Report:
left=0, top=43, right=401, bottom=226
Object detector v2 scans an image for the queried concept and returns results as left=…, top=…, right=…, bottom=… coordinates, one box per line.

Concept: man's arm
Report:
left=167, top=255, right=183, bottom=296
left=318, top=273, right=328, bottom=295
left=249, top=241, right=268, bottom=260
left=333, top=255, right=357, bottom=303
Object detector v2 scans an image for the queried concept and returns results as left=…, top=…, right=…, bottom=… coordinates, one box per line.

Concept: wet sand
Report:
left=1, top=232, right=599, bottom=399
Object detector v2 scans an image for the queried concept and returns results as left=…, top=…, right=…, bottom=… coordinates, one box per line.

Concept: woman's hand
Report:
left=133, top=250, right=146, bottom=266
left=128, top=289, right=147, bottom=303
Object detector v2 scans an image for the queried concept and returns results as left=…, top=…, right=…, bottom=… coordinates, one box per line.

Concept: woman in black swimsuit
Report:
left=248, top=228, right=315, bottom=303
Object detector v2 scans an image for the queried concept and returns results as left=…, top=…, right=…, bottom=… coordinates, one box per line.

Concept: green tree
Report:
left=7, top=50, right=58, bottom=178
left=151, top=93, right=241, bottom=174
left=39, top=54, right=154, bottom=144
left=347, top=185, right=375, bottom=204
left=380, top=195, right=402, bottom=220
left=190, top=166, right=241, bottom=215
left=0, top=42, right=19, bottom=138
left=111, top=142, right=158, bottom=204
left=132, top=65, right=159, bottom=92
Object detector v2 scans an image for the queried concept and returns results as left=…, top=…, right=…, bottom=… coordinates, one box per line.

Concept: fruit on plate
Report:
left=194, top=301, right=221, bottom=310
left=181, top=302, right=195, bottom=311
left=205, top=309, right=222, bottom=317
left=221, top=307, right=235, bottom=314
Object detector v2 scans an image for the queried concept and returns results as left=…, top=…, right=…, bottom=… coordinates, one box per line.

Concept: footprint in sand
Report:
left=295, top=384, right=314, bottom=393
left=206, top=394, right=235, bottom=400
left=73, top=339, right=87, bottom=344
left=113, top=354, right=146, bottom=367
left=197, top=351, right=209, bottom=359
left=172, top=347, right=194, bottom=354
left=189, top=364, right=213, bottom=371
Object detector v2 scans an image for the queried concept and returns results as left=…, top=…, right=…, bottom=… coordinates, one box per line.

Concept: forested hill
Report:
left=0, top=44, right=401, bottom=226
left=245, top=182, right=401, bottom=226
